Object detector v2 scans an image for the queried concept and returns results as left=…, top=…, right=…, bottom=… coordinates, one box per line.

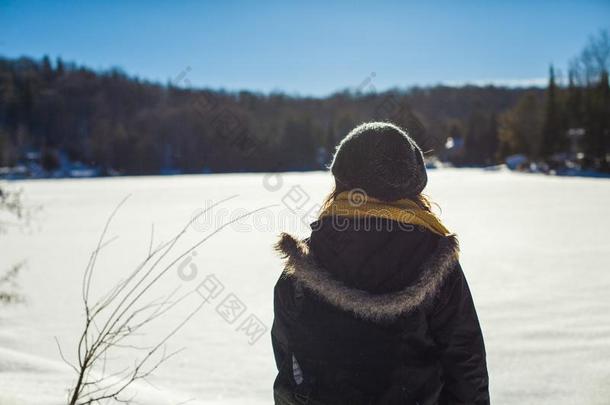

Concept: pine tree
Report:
left=41, top=55, right=53, bottom=82
left=566, top=70, right=583, bottom=130
left=540, top=65, right=563, bottom=159
left=590, top=70, right=610, bottom=169
left=56, top=57, right=65, bottom=76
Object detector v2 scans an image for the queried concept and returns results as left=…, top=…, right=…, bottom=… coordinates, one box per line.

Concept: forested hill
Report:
left=0, top=51, right=608, bottom=175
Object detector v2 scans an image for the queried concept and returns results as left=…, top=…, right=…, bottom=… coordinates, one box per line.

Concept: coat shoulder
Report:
left=274, top=232, right=460, bottom=322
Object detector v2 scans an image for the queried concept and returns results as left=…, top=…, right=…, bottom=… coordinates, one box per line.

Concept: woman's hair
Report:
left=320, top=179, right=435, bottom=214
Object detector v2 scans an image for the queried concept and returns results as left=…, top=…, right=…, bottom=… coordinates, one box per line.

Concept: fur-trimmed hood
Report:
left=275, top=232, right=460, bottom=322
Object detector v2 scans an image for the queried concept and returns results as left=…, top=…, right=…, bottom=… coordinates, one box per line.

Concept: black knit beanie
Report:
left=330, top=122, right=427, bottom=201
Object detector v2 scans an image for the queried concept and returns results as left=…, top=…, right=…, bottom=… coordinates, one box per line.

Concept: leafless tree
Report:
left=569, top=29, right=610, bottom=86
left=0, top=260, right=25, bottom=304
left=0, top=183, right=35, bottom=232
left=0, top=182, right=34, bottom=304
left=57, top=195, right=274, bottom=405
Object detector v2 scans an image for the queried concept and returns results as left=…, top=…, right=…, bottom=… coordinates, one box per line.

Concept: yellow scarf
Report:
left=319, top=191, right=451, bottom=237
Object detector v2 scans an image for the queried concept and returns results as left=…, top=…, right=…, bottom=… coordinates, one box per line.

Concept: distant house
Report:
left=440, top=136, right=465, bottom=163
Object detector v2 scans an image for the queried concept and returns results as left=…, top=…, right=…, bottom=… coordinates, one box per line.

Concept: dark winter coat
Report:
left=272, top=217, right=489, bottom=405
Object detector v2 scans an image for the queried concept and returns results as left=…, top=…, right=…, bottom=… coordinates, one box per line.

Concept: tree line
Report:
left=497, top=30, right=609, bottom=171
left=0, top=30, right=608, bottom=175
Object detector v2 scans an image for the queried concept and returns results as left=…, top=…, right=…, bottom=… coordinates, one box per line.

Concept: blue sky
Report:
left=1, top=1, right=609, bottom=96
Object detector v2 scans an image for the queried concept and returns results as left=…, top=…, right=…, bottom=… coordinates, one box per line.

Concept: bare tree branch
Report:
left=60, top=195, right=276, bottom=404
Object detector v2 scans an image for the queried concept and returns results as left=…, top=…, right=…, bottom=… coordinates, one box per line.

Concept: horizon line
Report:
left=1, top=53, right=549, bottom=98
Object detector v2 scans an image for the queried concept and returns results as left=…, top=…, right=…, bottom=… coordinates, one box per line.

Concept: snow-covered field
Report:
left=1, top=169, right=610, bottom=405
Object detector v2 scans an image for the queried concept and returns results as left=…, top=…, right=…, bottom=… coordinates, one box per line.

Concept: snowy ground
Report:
left=1, top=169, right=609, bottom=405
